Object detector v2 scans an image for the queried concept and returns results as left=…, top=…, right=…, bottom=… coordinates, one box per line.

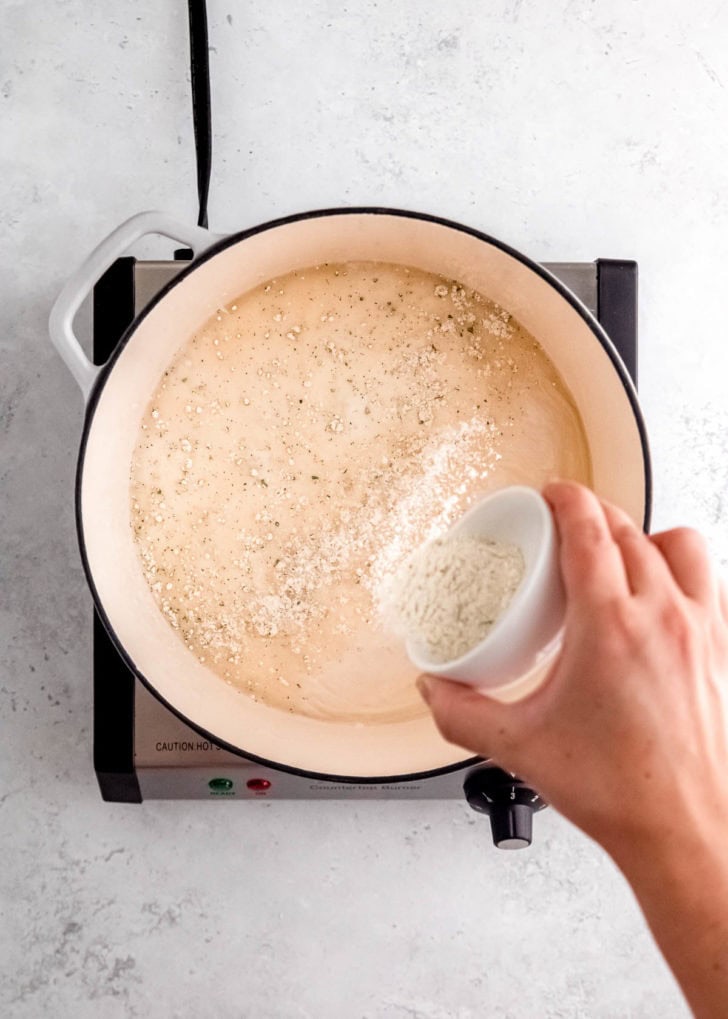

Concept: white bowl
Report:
left=406, top=486, right=565, bottom=702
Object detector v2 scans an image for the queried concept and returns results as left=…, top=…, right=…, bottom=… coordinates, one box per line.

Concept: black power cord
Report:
left=187, top=0, right=212, bottom=229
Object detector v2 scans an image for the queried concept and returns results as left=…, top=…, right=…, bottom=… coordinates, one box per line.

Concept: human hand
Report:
left=419, top=479, right=728, bottom=1016
left=418, top=480, right=728, bottom=864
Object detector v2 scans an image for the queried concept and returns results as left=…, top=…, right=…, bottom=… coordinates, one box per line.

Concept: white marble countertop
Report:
left=4, top=1, right=728, bottom=1015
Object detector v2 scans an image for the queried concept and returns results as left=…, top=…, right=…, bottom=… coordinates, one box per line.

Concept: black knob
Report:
left=464, top=767, right=547, bottom=850
left=488, top=802, right=534, bottom=849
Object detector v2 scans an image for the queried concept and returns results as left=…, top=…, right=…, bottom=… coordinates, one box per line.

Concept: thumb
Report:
left=417, top=675, right=517, bottom=763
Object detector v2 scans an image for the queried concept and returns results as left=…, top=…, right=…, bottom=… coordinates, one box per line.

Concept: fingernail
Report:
left=543, top=477, right=572, bottom=491
left=543, top=478, right=579, bottom=503
left=542, top=478, right=561, bottom=495
left=416, top=675, right=434, bottom=704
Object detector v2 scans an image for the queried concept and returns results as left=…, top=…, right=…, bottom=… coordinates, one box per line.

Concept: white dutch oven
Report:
left=50, top=208, right=651, bottom=781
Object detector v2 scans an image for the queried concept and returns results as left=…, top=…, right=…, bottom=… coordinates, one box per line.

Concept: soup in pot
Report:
left=130, top=262, right=591, bottom=722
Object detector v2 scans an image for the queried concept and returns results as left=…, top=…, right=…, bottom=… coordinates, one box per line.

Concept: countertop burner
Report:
left=92, top=254, right=637, bottom=805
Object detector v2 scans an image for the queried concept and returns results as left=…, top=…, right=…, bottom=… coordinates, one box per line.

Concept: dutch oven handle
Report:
left=48, top=211, right=223, bottom=403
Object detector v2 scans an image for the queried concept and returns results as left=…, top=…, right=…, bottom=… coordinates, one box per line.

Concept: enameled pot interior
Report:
left=80, top=211, right=648, bottom=777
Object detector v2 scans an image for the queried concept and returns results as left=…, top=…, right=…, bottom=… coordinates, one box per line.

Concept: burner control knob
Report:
left=464, top=767, right=547, bottom=850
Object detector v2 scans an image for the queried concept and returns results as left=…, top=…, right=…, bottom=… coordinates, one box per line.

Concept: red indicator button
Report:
left=247, top=778, right=271, bottom=791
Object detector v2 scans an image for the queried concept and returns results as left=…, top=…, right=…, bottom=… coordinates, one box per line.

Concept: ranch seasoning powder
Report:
left=385, top=535, right=525, bottom=664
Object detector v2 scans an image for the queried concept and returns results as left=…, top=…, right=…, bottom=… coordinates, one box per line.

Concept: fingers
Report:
left=417, top=675, right=514, bottom=761
left=543, top=481, right=630, bottom=606
left=545, top=484, right=714, bottom=607
left=599, top=498, right=676, bottom=596
left=650, top=527, right=716, bottom=606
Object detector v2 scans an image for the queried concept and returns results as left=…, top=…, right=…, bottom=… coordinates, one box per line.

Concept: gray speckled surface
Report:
left=3, top=0, right=728, bottom=1015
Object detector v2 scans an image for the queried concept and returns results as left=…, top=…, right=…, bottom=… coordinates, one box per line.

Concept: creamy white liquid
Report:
left=130, top=262, right=591, bottom=722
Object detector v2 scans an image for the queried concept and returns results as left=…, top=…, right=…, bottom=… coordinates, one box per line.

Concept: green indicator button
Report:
left=208, top=777, right=234, bottom=791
